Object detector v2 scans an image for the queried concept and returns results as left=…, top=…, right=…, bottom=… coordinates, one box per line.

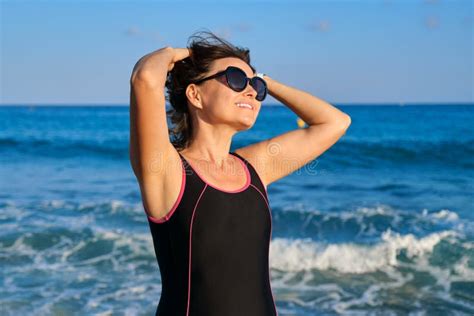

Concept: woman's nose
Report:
left=243, top=80, right=258, bottom=98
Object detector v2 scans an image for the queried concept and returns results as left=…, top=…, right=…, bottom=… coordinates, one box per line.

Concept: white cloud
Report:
left=123, top=26, right=165, bottom=43
left=215, top=27, right=232, bottom=40
left=424, top=15, right=440, bottom=29
left=124, top=26, right=141, bottom=37
left=233, top=23, right=253, bottom=33
left=306, top=20, right=331, bottom=33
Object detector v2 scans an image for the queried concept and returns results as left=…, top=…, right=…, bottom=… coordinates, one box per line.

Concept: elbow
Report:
left=335, top=114, right=351, bottom=137
left=344, top=114, right=351, bottom=128
left=338, top=114, right=351, bottom=131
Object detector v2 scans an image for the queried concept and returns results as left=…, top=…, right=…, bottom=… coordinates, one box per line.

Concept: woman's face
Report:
left=189, top=57, right=262, bottom=131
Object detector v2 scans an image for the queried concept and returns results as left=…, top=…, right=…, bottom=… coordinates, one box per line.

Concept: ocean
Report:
left=1, top=104, right=473, bottom=315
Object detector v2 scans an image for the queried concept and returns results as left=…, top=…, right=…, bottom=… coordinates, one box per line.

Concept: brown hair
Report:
left=165, top=29, right=256, bottom=151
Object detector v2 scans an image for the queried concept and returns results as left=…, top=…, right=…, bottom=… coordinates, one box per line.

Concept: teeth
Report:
left=236, top=103, right=253, bottom=109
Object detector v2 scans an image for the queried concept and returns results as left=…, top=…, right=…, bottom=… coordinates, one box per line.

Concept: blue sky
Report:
left=1, top=0, right=472, bottom=105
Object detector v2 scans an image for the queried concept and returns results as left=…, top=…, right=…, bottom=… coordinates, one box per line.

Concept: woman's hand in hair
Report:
left=131, top=46, right=191, bottom=85
left=167, top=47, right=192, bottom=72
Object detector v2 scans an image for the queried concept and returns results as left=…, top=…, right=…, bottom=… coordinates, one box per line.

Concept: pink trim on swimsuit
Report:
left=186, top=184, right=208, bottom=315
left=250, top=183, right=278, bottom=316
left=146, top=155, right=187, bottom=224
left=181, top=152, right=251, bottom=193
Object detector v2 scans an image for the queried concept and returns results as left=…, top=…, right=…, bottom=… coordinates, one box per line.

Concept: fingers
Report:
left=173, top=48, right=191, bottom=62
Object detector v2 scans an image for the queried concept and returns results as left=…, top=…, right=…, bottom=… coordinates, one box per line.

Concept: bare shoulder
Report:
left=140, top=145, right=185, bottom=221
left=234, top=143, right=269, bottom=191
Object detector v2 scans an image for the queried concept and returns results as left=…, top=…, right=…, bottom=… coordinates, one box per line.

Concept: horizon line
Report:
left=1, top=102, right=473, bottom=107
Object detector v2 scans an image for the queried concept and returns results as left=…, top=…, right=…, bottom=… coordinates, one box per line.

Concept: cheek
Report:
left=214, top=88, right=239, bottom=109
left=205, top=96, right=235, bottom=117
left=208, top=83, right=234, bottom=102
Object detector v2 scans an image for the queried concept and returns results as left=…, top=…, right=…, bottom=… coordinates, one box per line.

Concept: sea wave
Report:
left=1, top=137, right=473, bottom=168
left=2, top=200, right=473, bottom=315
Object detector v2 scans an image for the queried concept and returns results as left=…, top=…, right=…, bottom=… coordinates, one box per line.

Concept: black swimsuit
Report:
left=145, top=151, right=278, bottom=316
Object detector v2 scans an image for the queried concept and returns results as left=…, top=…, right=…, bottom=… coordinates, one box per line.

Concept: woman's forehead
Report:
left=211, top=58, right=254, bottom=76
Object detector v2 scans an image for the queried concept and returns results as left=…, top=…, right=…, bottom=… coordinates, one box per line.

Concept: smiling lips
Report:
left=235, top=102, right=254, bottom=110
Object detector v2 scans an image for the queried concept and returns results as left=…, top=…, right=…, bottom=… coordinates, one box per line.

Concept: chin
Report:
left=237, top=120, right=255, bottom=131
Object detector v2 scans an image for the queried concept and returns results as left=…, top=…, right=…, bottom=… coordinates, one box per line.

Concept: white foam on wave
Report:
left=422, top=208, right=459, bottom=222
left=332, top=266, right=414, bottom=313
left=109, top=199, right=125, bottom=213
left=269, top=229, right=474, bottom=313
left=270, top=229, right=460, bottom=274
left=285, top=203, right=464, bottom=226
left=283, top=203, right=398, bottom=219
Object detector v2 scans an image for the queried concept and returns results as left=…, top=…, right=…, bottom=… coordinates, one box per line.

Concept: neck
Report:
left=181, top=129, right=237, bottom=170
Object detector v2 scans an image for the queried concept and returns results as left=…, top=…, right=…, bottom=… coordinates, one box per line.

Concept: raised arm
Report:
left=235, top=75, right=351, bottom=188
left=129, top=46, right=190, bottom=181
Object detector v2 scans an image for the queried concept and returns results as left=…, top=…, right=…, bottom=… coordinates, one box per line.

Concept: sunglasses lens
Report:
left=227, top=67, right=247, bottom=91
left=251, top=77, right=267, bottom=101
left=226, top=67, right=267, bottom=101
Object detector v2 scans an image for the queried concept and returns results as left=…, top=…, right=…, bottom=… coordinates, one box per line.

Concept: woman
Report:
left=129, top=31, right=351, bottom=316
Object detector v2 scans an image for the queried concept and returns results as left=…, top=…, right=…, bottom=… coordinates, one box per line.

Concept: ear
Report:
left=185, top=84, right=204, bottom=109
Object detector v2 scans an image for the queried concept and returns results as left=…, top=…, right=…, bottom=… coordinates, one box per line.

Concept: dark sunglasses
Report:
left=191, top=66, right=267, bottom=101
